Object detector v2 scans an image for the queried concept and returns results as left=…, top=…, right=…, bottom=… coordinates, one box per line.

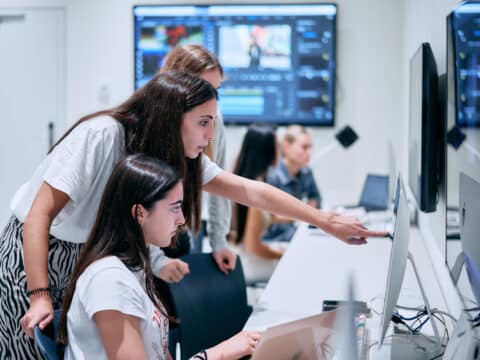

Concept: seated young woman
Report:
left=229, top=124, right=288, bottom=284
left=58, top=154, right=261, bottom=360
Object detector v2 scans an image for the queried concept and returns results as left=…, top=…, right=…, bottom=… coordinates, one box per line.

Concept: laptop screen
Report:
left=359, top=174, right=389, bottom=211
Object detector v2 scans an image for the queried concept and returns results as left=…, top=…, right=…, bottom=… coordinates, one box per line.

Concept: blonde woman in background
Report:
left=263, top=125, right=321, bottom=243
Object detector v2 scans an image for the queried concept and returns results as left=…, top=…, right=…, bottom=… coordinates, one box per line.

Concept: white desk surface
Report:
left=244, top=223, right=453, bottom=357
left=258, top=224, right=391, bottom=316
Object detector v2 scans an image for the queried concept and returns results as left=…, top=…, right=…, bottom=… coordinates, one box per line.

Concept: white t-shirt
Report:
left=10, top=116, right=222, bottom=244
left=64, top=256, right=169, bottom=360
left=10, top=116, right=125, bottom=243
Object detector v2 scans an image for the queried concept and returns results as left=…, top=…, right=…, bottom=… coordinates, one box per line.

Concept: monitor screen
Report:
left=408, top=43, right=440, bottom=213
left=459, top=173, right=480, bottom=305
left=133, top=4, right=337, bottom=126
left=451, top=2, right=480, bottom=127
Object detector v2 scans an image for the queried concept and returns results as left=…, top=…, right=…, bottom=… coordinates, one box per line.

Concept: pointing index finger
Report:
left=360, top=229, right=389, bottom=238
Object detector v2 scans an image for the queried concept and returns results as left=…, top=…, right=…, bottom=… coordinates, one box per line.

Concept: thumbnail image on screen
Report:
left=133, top=4, right=337, bottom=126
left=136, top=24, right=203, bottom=88
left=219, top=25, right=291, bottom=69
left=451, top=3, right=480, bottom=127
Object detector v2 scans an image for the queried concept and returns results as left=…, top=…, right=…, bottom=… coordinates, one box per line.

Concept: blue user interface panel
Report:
left=452, top=3, right=480, bottom=127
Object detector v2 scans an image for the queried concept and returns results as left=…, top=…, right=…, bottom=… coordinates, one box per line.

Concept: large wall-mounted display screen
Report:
left=134, top=4, right=337, bottom=126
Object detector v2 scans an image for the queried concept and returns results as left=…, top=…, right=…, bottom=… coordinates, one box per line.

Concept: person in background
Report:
left=248, top=34, right=262, bottom=68
left=263, top=125, right=321, bottom=243
left=59, top=154, right=261, bottom=360
left=152, top=44, right=235, bottom=284
left=229, top=124, right=286, bottom=284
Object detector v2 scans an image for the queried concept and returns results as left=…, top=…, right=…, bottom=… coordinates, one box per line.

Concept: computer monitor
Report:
left=379, top=175, right=443, bottom=354
left=393, top=175, right=401, bottom=216
left=133, top=4, right=337, bottom=126
left=358, top=174, right=389, bottom=211
left=459, top=172, right=480, bottom=304
left=408, top=43, right=441, bottom=213
left=450, top=1, right=480, bottom=128
left=379, top=175, right=410, bottom=345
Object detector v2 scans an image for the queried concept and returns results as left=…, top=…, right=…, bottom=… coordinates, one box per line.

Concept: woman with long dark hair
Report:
left=230, top=124, right=286, bottom=283
left=59, top=154, right=260, bottom=359
left=0, top=71, right=218, bottom=358
left=153, top=44, right=236, bottom=283
left=0, top=70, right=385, bottom=358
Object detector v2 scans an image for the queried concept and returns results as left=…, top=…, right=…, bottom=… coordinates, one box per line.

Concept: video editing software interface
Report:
left=452, top=3, right=480, bottom=127
left=134, top=4, right=337, bottom=125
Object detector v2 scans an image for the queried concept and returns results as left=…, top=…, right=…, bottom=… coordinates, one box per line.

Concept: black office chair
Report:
left=164, top=253, right=252, bottom=360
left=34, top=309, right=65, bottom=360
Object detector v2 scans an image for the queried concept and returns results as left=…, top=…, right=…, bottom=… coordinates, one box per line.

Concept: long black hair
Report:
left=58, top=154, right=182, bottom=344
left=50, top=71, right=217, bottom=233
left=232, top=124, right=277, bottom=243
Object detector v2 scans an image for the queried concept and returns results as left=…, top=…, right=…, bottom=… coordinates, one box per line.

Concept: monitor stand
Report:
left=450, top=250, right=465, bottom=285
left=376, top=252, right=444, bottom=359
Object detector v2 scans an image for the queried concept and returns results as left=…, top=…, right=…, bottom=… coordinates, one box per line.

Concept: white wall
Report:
left=0, top=0, right=406, bottom=206
left=1, top=0, right=462, bottom=211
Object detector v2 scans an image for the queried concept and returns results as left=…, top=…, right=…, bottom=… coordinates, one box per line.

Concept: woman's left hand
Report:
left=212, top=248, right=237, bottom=274
left=325, top=212, right=389, bottom=245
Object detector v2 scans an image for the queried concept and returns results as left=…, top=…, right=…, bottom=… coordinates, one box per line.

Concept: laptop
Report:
left=358, top=174, right=389, bottom=211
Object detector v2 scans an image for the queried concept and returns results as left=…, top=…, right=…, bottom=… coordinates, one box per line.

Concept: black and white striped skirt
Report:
left=0, top=215, right=83, bottom=359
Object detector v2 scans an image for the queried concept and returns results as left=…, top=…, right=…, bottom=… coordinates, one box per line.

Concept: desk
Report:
left=244, top=224, right=454, bottom=358
left=259, top=225, right=391, bottom=315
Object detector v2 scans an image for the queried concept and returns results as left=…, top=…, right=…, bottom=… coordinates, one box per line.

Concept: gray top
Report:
left=262, top=159, right=321, bottom=242
left=204, top=111, right=231, bottom=251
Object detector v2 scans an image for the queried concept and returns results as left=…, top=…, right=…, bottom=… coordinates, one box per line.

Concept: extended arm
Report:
left=203, top=171, right=387, bottom=244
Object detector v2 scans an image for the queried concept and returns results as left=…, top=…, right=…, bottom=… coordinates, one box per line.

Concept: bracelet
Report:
left=193, top=350, right=208, bottom=360
left=26, top=287, right=50, bottom=298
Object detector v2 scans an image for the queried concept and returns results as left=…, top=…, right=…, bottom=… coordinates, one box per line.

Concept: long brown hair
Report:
left=161, top=45, right=223, bottom=160
left=58, top=155, right=182, bottom=344
left=232, top=124, right=277, bottom=243
left=50, top=71, right=217, bottom=232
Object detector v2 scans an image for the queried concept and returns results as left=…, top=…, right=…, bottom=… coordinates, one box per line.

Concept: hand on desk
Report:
left=326, top=212, right=389, bottom=245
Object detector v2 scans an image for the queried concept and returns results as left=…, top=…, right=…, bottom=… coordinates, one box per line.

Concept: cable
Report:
left=413, top=316, right=431, bottom=333
left=397, top=304, right=457, bottom=322
left=429, top=351, right=445, bottom=360
left=432, top=313, right=449, bottom=343
left=396, top=309, right=427, bottom=321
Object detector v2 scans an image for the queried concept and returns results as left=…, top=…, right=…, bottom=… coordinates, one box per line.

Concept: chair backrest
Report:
left=166, top=254, right=252, bottom=360
left=34, top=309, right=65, bottom=360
